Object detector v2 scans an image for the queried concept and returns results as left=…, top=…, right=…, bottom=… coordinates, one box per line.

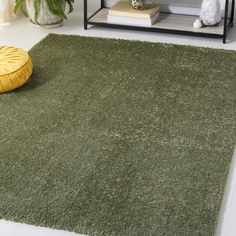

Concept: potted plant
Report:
left=14, top=0, right=74, bottom=27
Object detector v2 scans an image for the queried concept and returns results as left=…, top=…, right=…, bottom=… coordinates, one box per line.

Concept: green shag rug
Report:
left=1, top=34, right=236, bottom=236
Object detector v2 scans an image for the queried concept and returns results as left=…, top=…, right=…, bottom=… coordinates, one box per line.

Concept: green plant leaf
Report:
left=14, top=0, right=25, bottom=15
left=65, top=0, right=74, bottom=14
left=46, top=0, right=65, bottom=21
left=14, top=0, right=74, bottom=22
left=33, top=0, right=41, bottom=21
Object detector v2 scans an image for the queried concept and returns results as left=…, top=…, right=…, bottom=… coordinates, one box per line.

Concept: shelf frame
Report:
left=84, top=0, right=235, bottom=43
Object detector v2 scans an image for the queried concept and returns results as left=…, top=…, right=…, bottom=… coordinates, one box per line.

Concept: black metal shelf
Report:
left=84, top=0, right=235, bottom=43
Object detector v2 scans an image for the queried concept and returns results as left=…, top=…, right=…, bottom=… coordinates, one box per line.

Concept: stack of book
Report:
left=107, top=1, right=160, bottom=27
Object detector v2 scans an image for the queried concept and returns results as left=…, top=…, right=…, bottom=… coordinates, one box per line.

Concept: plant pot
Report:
left=26, top=0, right=66, bottom=27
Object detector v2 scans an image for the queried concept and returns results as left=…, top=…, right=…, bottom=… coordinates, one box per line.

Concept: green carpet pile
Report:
left=0, top=34, right=236, bottom=236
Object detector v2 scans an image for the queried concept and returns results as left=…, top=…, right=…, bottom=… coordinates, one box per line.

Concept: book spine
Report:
left=108, top=10, right=152, bottom=19
left=107, top=13, right=159, bottom=27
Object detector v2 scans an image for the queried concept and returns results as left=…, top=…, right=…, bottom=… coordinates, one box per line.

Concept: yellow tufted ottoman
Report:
left=0, top=46, right=33, bottom=93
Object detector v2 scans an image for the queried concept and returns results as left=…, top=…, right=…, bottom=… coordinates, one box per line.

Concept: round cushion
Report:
left=0, top=46, right=33, bottom=93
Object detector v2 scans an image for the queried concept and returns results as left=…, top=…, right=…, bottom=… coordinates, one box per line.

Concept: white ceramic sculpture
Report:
left=193, top=0, right=221, bottom=28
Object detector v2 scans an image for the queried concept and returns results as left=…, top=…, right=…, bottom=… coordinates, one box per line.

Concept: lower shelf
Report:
left=88, top=8, right=224, bottom=38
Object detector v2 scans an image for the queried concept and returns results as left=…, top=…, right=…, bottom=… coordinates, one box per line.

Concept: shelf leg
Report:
left=101, top=0, right=105, bottom=8
left=230, top=0, right=235, bottom=27
left=84, top=0, right=88, bottom=30
left=223, top=0, right=229, bottom=43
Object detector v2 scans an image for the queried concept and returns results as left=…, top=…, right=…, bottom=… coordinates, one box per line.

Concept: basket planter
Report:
left=26, top=0, right=66, bottom=27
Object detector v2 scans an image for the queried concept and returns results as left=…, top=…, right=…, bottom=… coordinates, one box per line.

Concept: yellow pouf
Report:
left=0, top=46, right=33, bottom=93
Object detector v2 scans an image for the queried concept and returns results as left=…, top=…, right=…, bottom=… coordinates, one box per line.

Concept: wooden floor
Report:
left=89, top=9, right=224, bottom=35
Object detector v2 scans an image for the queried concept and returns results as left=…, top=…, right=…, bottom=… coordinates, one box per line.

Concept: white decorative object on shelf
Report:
left=193, top=19, right=203, bottom=28
left=193, top=0, right=221, bottom=28
left=130, top=0, right=146, bottom=10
